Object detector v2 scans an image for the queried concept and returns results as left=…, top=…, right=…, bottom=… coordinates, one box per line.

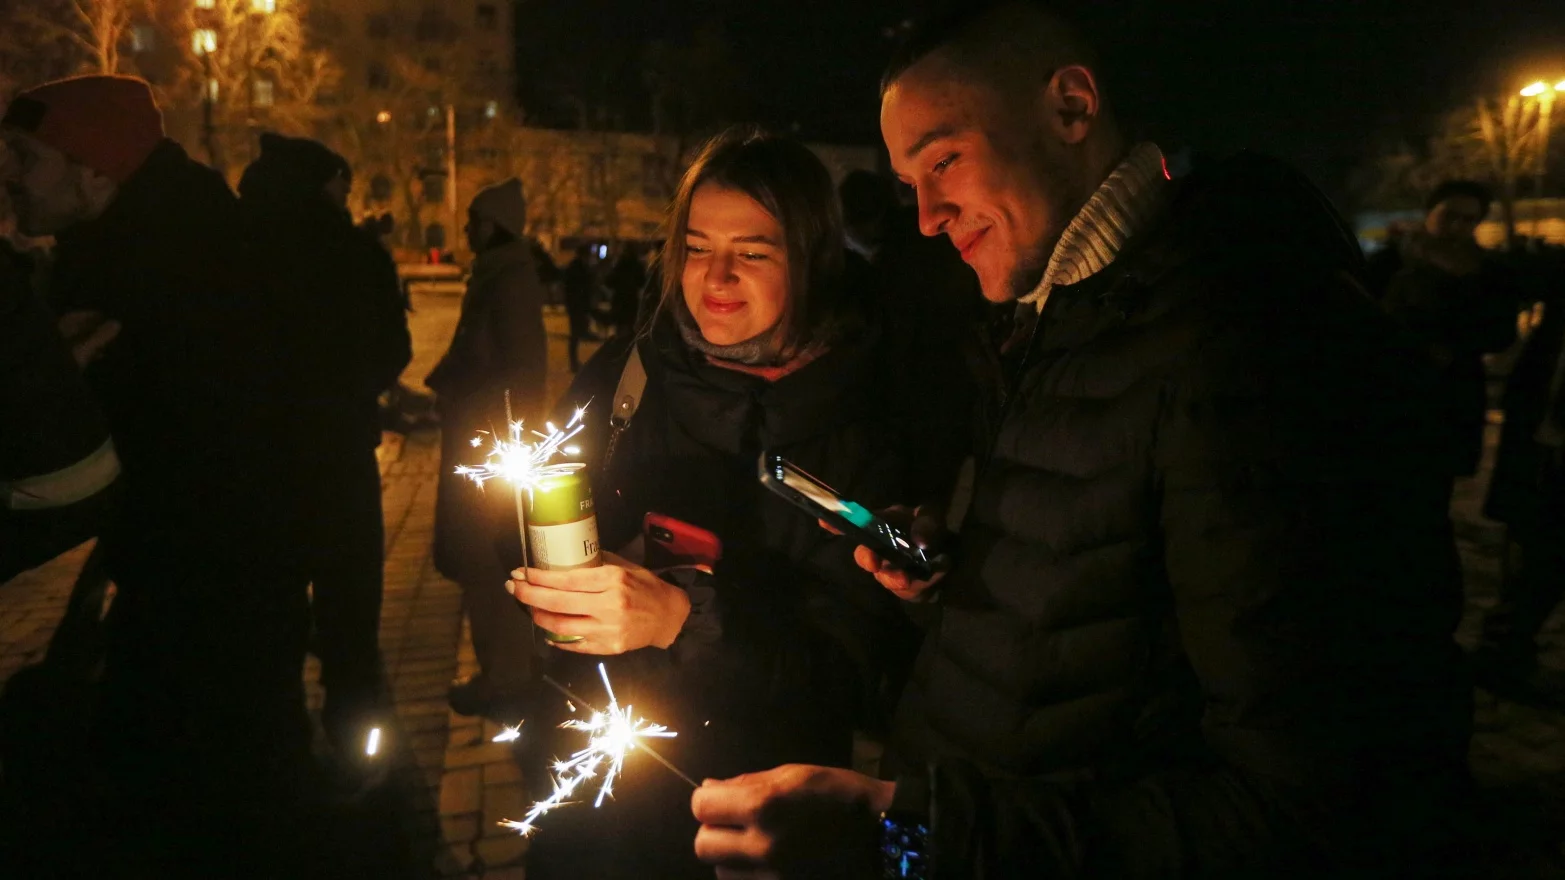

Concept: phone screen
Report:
left=768, top=457, right=926, bottom=568
left=776, top=464, right=879, bottom=530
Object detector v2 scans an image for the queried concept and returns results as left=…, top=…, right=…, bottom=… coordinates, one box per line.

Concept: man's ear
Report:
left=78, top=166, right=119, bottom=219
left=1042, top=65, right=1103, bottom=146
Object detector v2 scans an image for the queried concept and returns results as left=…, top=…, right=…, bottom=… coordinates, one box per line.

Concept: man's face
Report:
left=1424, top=195, right=1486, bottom=243
left=882, top=64, right=1079, bottom=303
left=0, top=130, right=96, bottom=236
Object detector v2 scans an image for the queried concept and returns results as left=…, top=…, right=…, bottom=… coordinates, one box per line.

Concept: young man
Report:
left=691, top=4, right=1471, bottom=876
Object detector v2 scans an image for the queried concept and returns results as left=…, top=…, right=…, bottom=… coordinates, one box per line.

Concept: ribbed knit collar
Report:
left=1019, top=142, right=1170, bottom=313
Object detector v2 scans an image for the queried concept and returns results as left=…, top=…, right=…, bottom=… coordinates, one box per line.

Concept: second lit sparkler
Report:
left=497, top=663, right=695, bottom=837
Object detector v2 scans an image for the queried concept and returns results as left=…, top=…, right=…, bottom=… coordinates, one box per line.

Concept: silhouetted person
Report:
left=605, top=245, right=648, bottom=337
left=239, top=133, right=412, bottom=767
left=428, top=178, right=547, bottom=722
left=562, top=243, right=599, bottom=370
left=1479, top=243, right=1565, bottom=698
left=839, top=169, right=896, bottom=263
left=2, top=75, right=313, bottom=875
left=1376, top=180, right=1520, bottom=482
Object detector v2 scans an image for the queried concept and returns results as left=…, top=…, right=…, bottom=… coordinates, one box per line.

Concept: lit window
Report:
left=206, top=78, right=220, bottom=101
left=253, top=78, right=275, bottom=107
left=251, top=0, right=276, bottom=12
left=130, top=25, right=156, bottom=53
left=195, top=0, right=215, bottom=8
left=192, top=29, right=217, bottom=55
left=427, top=105, right=440, bottom=119
left=484, top=100, right=498, bottom=119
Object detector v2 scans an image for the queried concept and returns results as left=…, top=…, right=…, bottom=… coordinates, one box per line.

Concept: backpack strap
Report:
left=602, top=343, right=646, bottom=469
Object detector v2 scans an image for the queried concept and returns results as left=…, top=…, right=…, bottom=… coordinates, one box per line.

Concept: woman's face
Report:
left=682, top=183, right=789, bottom=347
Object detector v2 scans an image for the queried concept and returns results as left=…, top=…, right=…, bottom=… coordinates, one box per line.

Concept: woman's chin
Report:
left=697, top=325, right=748, bottom=347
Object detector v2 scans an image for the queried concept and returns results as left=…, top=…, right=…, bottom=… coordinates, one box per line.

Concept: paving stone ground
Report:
left=4, top=302, right=1565, bottom=875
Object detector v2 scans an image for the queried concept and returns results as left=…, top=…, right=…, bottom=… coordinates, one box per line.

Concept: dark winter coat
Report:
left=562, top=255, right=595, bottom=324
left=1382, top=258, right=1519, bottom=475
left=888, top=155, right=1472, bottom=877
left=1486, top=250, right=1565, bottom=534
left=428, top=240, right=549, bottom=585
left=46, top=139, right=281, bottom=579
left=523, top=310, right=924, bottom=879
left=0, top=248, right=116, bottom=581
left=239, top=167, right=411, bottom=456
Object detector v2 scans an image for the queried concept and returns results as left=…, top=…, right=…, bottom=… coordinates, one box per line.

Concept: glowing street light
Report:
left=1519, top=79, right=1565, bottom=236
left=376, top=110, right=392, bottom=124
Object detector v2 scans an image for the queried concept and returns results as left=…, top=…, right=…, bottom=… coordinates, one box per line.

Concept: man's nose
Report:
left=916, top=184, right=953, bottom=238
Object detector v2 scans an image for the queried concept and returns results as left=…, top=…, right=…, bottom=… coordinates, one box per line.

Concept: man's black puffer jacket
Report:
left=888, top=154, right=1473, bottom=877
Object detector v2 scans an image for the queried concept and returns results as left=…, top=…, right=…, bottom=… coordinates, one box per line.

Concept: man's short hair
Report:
left=1425, top=180, right=1492, bottom=216
left=880, top=1, right=1096, bottom=98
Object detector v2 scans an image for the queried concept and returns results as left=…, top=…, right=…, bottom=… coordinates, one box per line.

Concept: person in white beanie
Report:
left=427, top=177, right=548, bottom=720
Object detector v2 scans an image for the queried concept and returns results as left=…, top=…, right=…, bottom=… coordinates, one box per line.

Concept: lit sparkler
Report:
left=455, top=393, right=590, bottom=568
left=498, top=663, right=694, bottom=837
left=492, top=723, right=523, bottom=743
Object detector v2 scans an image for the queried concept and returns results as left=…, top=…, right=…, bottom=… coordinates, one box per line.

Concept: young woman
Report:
left=512, top=127, right=931, bottom=879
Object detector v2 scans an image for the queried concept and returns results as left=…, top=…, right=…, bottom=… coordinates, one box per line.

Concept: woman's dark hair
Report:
left=653, top=125, right=847, bottom=357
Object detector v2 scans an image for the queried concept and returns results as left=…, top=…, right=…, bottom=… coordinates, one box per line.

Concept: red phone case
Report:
left=643, top=512, right=722, bottom=569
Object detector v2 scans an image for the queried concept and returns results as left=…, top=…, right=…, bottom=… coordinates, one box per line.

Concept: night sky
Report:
left=517, top=0, right=1565, bottom=197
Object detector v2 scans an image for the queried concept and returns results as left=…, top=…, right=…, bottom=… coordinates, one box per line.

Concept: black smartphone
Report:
left=758, top=452, right=934, bottom=581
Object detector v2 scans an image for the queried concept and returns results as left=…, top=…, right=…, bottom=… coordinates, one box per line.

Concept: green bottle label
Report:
left=523, top=468, right=598, bottom=643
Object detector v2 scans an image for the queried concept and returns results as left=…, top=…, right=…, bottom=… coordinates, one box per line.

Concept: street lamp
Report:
left=1520, top=79, right=1565, bottom=235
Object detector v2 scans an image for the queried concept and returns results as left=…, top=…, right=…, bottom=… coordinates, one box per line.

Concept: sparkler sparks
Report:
left=493, top=723, right=523, bottom=743
left=497, top=664, right=690, bottom=837
left=455, top=404, right=590, bottom=493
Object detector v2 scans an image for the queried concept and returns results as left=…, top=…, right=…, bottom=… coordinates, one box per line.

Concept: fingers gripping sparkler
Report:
left=498, top=664, right=694, bottom=837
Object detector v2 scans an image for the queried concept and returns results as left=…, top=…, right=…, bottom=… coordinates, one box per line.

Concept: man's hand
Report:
left=57, top=310, right=121, bottom=368
left=692, top=764, right=894, bottom=879
left=509, top=551, right=691, bottom=654
left=848, top=505, right=948, bottom=602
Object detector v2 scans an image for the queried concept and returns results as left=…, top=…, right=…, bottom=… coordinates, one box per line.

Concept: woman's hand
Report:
left=509, top=551, right=693, bottom=655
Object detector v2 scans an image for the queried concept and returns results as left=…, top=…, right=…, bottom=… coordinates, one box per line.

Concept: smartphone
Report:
left=757, top=452, right=934, bottom=581
left=643, top=512, right=722, bottom=570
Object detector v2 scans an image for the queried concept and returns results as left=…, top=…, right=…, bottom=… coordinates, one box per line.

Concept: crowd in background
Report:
left=2, top=1, right=1565, bottom=877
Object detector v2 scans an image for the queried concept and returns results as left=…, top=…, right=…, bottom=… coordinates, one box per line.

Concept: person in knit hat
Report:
left=4, top=76, right=317, bottom=872
left=238, top=132, right=411, bottom=777
left=427, top=177, right=548, bottom=722
left=0, top=75, right=163, bottom=236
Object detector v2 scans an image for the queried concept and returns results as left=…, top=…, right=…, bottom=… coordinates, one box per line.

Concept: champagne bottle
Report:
left=524, top=468, right=600, bottom=643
